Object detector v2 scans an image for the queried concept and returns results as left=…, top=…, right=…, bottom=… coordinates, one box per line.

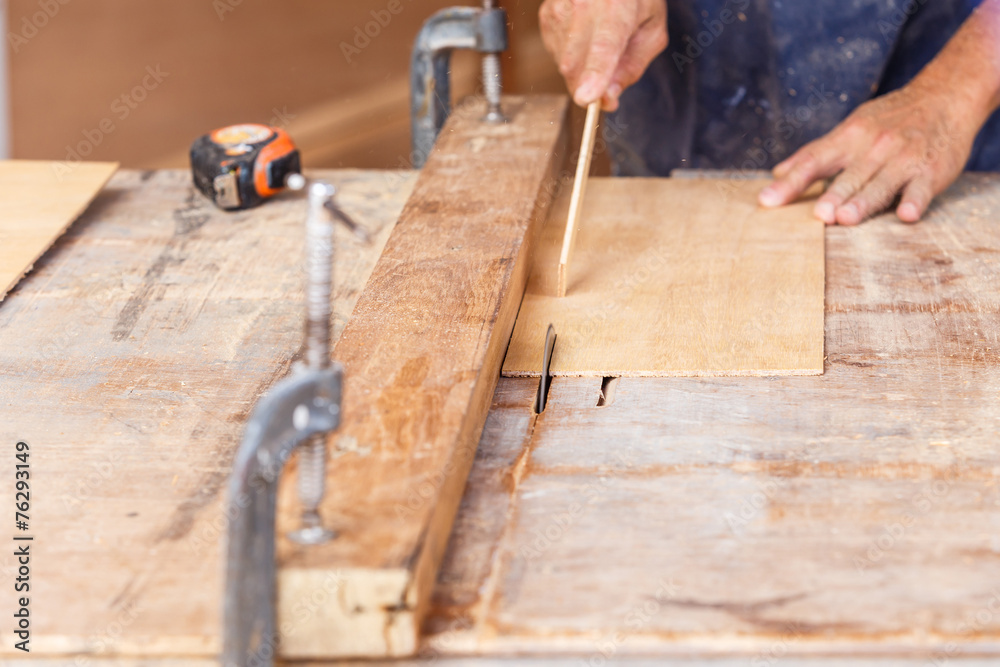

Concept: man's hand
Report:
left=539, top=0, right=668, bottom=111
left=759, top=0, right=1000, bottom=225
left=758, top=84, right=976, bottom=225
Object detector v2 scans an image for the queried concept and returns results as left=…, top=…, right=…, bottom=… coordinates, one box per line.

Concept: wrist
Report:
left=909, top=63, right=998, bottom=138
left=911, top=1, right=1000, bottom=130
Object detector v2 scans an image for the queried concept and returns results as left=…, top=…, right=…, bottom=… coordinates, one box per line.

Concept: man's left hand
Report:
left=757, top=82, right=978, bottom=225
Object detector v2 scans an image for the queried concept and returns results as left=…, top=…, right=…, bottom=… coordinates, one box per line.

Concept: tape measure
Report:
left=190, top=124, right=301, bottom=211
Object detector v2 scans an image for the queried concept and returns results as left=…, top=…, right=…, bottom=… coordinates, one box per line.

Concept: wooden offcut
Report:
left=503, top=177, right=825, bottom=377
left=0, top=160, right=118, bottom=300
left=274, top=95, right=570, bottom=658
left=556, top=100, right=600, bottom=297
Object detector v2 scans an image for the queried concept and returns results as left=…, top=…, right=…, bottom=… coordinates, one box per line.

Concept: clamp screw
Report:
left=481, top=0, right=506, bottom=123
left=288, top=182, right=338, bottom=546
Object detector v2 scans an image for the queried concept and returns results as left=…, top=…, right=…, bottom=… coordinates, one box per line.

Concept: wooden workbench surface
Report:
left=429, top=173, right=1000, bottom=659
left=0, top=168, right=417, bottom=659
left=2, top=168, right=1000, bottom=664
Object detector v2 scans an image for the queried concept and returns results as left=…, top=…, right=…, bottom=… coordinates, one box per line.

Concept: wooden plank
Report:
left=427, top=173, right=1000, bottom=658
left=0, top=168, right=417, bottom=657
left=273, top=95, right=569, bottom=658
left=503, top=177, right=825, bottom=377
left=556, top=100, right=600, bottom=297
left=0, top=159, right=117, bottom=300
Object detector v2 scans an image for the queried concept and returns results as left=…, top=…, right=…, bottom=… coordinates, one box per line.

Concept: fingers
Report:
left=559, top=6, right=597, bottom=96
left=573, top=7, right=640, bottom=106
left=539, top=0, right=665, bottom=109
left=834, top=167, right=905, bottom=225
left=538, top=0, right=571, bottom=59
left=759, top=139, right=845, bottom=208
left=760, top=81, right=970, bottom=225
left=604, top=16, right=668, bottom=111
left=813, top=137, right=898, bottom=223
left=897, top=178, right=934, bottom=223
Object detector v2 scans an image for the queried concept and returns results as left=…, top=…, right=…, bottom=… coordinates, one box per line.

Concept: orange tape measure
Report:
left=190, top=124, right=301, bottom=210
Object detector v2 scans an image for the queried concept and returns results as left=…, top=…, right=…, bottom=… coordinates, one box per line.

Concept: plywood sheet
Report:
left=0, top=159, right=118, bottom=300
left=502, top=177, right=825, bottom=377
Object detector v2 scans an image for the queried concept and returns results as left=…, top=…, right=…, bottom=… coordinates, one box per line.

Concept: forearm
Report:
left=910, top=0, right=1000, bottom=129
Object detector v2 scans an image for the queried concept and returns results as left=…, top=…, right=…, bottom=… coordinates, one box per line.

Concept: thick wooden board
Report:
left=0, top=160, right=118, bottom=300
left=503, top=178, right=825, bottom=377
left=428, top=173, right=1000, bottom=658
left=0, top=168, right=416, bottom=657
left=273, top=95, right=570, bottom=658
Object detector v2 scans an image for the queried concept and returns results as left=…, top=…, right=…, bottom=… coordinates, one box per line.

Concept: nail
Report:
left=758, top=186, right=782, bottom=207
left=839, top=203, right=860, bottom=224
left=574, top=75, right=601, bottom=105
left=814, top=201, right=835, bottom=222
left=898, top=202, right=919, bottom=221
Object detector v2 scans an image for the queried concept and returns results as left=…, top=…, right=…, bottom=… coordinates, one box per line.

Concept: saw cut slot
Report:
left=535, top=374, right=554, bottom=414
left=596, top=376, right=619, bottom=407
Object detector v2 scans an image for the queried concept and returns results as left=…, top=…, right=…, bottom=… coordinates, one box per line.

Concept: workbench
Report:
left=3, top=160, right=1000, bottom=665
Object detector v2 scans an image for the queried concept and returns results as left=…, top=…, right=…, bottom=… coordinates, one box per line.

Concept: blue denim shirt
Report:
left=608, top=0, right=1000, bottom=175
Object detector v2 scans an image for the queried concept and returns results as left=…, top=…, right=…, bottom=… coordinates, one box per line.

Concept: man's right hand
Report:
left=539, top=0, right=668, bottom=111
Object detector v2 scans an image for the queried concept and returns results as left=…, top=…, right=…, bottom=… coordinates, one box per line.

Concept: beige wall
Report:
left=7, top=0, right=562, bottom=169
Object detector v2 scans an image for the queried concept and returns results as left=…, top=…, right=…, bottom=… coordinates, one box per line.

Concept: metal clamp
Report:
left=223, top=182, right=346, bottom=667
left=410, top=2, right=509, bottom=168
left=222, top=365, right=342, bottom=667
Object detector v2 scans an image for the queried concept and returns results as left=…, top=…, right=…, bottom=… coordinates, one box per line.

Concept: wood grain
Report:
left=0, top=160, right=117, bottom=300
left=504, top=177, right=825, bottom=377
left=0, top=167, right=416, bottom=658
left=428, top=173, right=1000, bottom=658
left=4, top=168, right=1000, bottom=664
left=557, top=100, right=600, bottom=297
left=273, top=95, right=570, bottom=658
